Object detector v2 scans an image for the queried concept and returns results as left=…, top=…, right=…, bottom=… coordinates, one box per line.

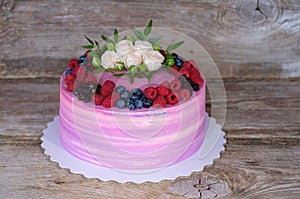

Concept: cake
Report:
left=59, top=21, right=206, bottom=170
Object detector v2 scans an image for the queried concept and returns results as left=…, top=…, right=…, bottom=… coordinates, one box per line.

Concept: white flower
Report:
left=101, top=51, right=121, bottom=69
left=134, top=40, right=153, bottom=57
left=115, top=40, right=133, bottom=57
left=124, top=51, right=144, bottom=68
left=144, top=51, right=165, bottom=71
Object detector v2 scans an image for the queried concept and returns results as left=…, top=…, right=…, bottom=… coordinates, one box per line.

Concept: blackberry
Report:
left=190, top=82, right=200, bottom=91
left=96, top=84, right=102, bottom=94
left=73, top=82, right=97, bottom=102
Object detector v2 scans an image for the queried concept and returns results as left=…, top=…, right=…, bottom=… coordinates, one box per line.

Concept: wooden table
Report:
left=1, top=0, right=299, bottom=198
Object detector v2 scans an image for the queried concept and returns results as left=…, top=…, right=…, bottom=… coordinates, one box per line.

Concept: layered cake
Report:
left=59, top=21, right=206, bottom=170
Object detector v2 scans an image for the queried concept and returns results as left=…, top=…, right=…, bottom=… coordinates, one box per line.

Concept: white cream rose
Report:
left=101, top=50, right=121, bottom=69
left=124, top=51, right=144, bottom=68
left=143, top=51, right=165, bottom=71
left=134, top=40, right=153, bottom=57
left=115, top=40, right=133, bottom=57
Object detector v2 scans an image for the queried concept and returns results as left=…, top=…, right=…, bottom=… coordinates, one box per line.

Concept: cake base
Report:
left=41, top=113, right=226, bottom=183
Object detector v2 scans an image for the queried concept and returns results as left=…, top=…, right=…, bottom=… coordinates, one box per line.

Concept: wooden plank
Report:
left=0, top=142, right=299, bottom=198
left=1, top=78, right=299, bottom=139
left=1, top=0, right=300, bottom=78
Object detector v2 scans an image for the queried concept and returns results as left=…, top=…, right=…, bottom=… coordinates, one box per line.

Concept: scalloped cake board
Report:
left=41, top=113, right=226, bottom=183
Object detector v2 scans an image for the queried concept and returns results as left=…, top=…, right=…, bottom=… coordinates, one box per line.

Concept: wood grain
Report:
left=1, top=0, right=300, bottom=198
left=0, top=0, right=300, bottom=78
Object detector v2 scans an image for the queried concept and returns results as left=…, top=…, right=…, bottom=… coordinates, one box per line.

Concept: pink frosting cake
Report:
left=59, top=21, right=206, bottom=170
left=59, top=69, right=206, bottom=170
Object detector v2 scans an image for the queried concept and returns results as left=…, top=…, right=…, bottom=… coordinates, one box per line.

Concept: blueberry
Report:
left=171, top=53, right=178, bottom=59
left=135, top=100, right=143, bottom=109
left=140, top=94, right=146, bottom=102
left=175, top=58, right=183, bottom=67
left=120, top=90, right=130, bottom=99
left=130, top=94, right=139, bottom=101
left=79, top=55, right=86, bottom=63
left=131, top=88, right=143, bottom=97
left=116, top=99, right=126, bottom=109
left=115, top=85, right=126, bottom=93
left=128, top=103, right=136, bottom=110
left=143, top=99, right=153, bottom=108
left=66, top=69, right=73, bottom=75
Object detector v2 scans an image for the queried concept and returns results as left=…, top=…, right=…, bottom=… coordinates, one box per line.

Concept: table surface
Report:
left=1, top=0, right=299, bottom=198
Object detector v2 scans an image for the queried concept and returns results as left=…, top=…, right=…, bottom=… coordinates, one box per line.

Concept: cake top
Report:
left=63, top=20, right=204, bottom=111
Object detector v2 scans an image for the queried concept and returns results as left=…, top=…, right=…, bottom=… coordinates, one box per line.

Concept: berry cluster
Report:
left=64, top=51, right=204, bottom=110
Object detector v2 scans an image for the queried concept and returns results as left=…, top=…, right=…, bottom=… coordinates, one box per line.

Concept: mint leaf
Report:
left=101, top=35, right=114, bottom=44
left=84, top=36, right=94, bottom=46
left=166, top=41, right=184, bottom=52
left=132, top=29, right=145, bottom=40
left=82, top=45, right=94, bottom=49
left=144, top=20, right=152, bottom=37
left=147, top=35, right=162, bottom=45
left=88, top=50, right=100, bottom=58
left=114, top=29, right=119, bottom=43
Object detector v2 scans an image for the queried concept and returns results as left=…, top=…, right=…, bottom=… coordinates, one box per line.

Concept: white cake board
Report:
left=41, top=114, right=226, bottom=183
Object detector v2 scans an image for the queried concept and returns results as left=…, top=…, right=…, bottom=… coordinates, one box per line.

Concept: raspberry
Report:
left=92, top=94, right=105, bottom=105
left=182, top=60, right=196, bottom=70
left=72, top=65, right=81, bottom=76
left=143, top=86, right=157, bottom=100
left=161, top=80, right=170, bottom=88
left=68, top=59, right=79, bottom=69
left=84, top=50, right=92, bottom=56
left=153, top=95, right=167, bottom=108
left=190, top=73, right=203, bottom=85
left=101, top=80, right=116, bottom=96
left=64, top=74, right=76, bottom=85
left=102, top=96, right=112, bottom=108
left=159, top=50, right=166, bottom=57
left=180, top=89, right=191, bottom=100
left=179, top=67, right=190, bottom=78
left=170, top=79, right=182, bottom=92
left=66, top=82, right=75, bottom=92
left=156, top=85, right=170, bottom=96
left=166, top=92, right=179, bottom=105
left=84, top=72, right=98, bottom=84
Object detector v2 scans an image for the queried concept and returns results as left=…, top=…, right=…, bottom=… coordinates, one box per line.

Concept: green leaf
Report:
left=95, top=40, right=99, bottom=47
left=101, top=45, right=107, bottom=52
left=101, top=35, right=114, bottom=44
left=84, top=36, right=94, bottom=46
left=114, top=29, right=119, bottom=43
left=129, top=74, right=134, bottom=84
left=147, top=36, right=163, bottom=45
left=132, top=29, right=145, bottom=40
left=112, top=73, right=125, bottom=77
left=166, top=41, right=185, bottom=52
left=88, top=50, right=100, bottom=58
left=135, top=73, right=144, bottom=78
left=81, top=45, right=94, bottom=49
left=144, top=20, right=152, bottom=37
left=146, top=71, right=155, bottom=81
left=93, top=68, right=105, bottom=74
